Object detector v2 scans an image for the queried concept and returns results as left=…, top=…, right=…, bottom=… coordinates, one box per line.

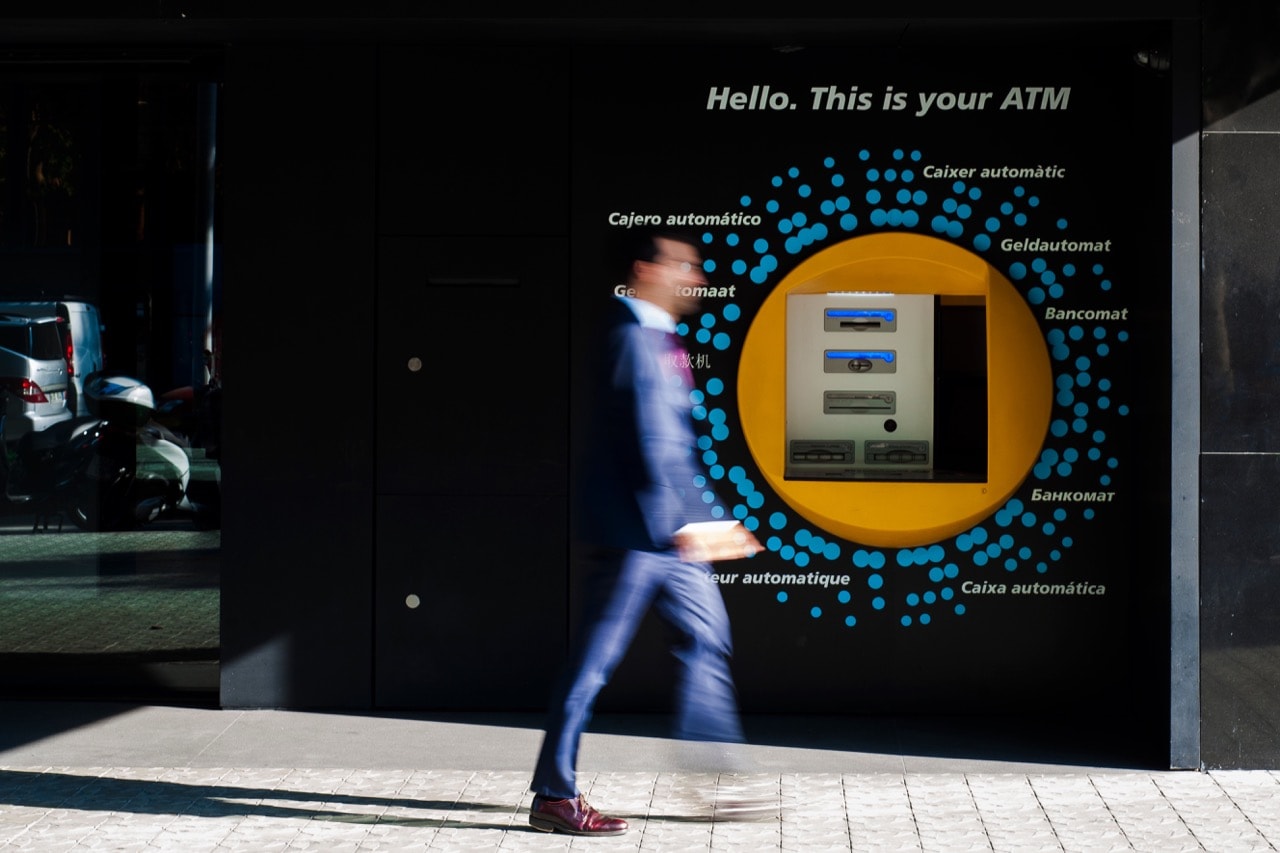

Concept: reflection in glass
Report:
left=0, top=66, right=221, bottom=703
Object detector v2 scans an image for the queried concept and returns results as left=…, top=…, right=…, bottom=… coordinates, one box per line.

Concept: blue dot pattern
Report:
left=672, top=149, right=1125, bottom=630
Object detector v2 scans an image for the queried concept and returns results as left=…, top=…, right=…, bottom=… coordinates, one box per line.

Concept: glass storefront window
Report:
left=0, top=65, right=221, bottom=703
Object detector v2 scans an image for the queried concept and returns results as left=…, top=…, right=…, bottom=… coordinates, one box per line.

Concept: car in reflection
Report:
left=0, top=313, right=73, bottom=443
left=0, top=299, right=105, bottom=417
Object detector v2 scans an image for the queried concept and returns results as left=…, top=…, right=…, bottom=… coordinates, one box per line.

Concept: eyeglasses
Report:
left=653, top=254, right=702, bottom=274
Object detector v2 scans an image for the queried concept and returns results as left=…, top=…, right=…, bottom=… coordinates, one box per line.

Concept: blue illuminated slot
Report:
left=825, top=309, right=896, bottom=321
left=825, top=350, right=896, bottom=362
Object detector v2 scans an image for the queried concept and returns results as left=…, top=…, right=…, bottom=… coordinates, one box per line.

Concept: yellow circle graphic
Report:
left=738, top=232, right=1051, bottom=548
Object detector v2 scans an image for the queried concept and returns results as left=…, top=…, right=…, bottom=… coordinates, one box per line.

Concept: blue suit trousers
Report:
left=531, top=548, right=745, bottom=799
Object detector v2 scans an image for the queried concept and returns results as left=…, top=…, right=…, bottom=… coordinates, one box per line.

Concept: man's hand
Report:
left=674, top=521, right=763, bottom=563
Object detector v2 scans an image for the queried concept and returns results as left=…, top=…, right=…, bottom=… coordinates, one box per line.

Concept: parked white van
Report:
left=0, top=300, right=104, bottom=417
left=0, top=313, right=73, bottom=442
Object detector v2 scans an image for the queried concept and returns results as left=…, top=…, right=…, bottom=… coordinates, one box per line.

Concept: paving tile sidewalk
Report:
left=2, top=766, right=1278, bottom=851
left=1, top=702, right=1278, bottom=851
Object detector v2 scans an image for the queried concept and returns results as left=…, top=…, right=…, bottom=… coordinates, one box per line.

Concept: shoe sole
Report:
left=529, top=815, right=627, bottom=836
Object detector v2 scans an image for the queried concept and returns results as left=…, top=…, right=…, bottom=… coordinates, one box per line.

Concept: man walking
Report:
left=527, top=229, right=761, bottom=837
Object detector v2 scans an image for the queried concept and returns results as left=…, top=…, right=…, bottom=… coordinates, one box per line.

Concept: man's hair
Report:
left=608, top=226, right=699, bottom=284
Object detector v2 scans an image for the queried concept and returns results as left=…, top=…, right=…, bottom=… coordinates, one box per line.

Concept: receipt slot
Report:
left=785, top=292, right=935, bottom=478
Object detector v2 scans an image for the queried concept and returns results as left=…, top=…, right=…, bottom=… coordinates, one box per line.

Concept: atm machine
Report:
left=785, top=291, right=935, bottom=479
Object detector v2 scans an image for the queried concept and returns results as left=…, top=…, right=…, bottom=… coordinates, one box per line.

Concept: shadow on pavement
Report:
left=0, top=768, right=521, bottom=831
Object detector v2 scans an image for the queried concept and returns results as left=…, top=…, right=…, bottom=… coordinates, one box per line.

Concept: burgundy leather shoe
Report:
left=528, top=794, right=629, bottom=836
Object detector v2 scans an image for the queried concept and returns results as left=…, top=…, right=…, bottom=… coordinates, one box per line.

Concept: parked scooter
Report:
left=1, top=373, right=190, bottom=531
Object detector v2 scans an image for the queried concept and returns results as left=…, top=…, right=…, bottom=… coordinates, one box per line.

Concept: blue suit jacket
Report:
left=574, top=297, right=716, bottom=552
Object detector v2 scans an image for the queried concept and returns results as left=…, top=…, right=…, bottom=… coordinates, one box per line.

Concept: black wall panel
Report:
left=374, top=45, right=571, bottom=708
left=379, top=45, right=570, bottom=235
left=373, top=236, right=569, bottom=707
left=1200, top=92, right=1280, bottom=767
left=375, top=236, right=568, bottom=496
left=1200, top=453, right=1280, bottom=768
left=374, top=493, right=566, bottom=709
left=1201, top=131, right=1280, bottom=454
left=219, top=45, right=378, bottom=708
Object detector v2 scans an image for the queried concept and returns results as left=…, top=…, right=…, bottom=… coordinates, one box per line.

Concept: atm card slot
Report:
left=824, top=308, right=897, bottom=333
left=864, top=440, right=930, bottom=465
left=823, top=350, right=897, bottom=374
left=788, top=440, right=855, bottom=464
left=823, top=390, right=896, bottom=414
